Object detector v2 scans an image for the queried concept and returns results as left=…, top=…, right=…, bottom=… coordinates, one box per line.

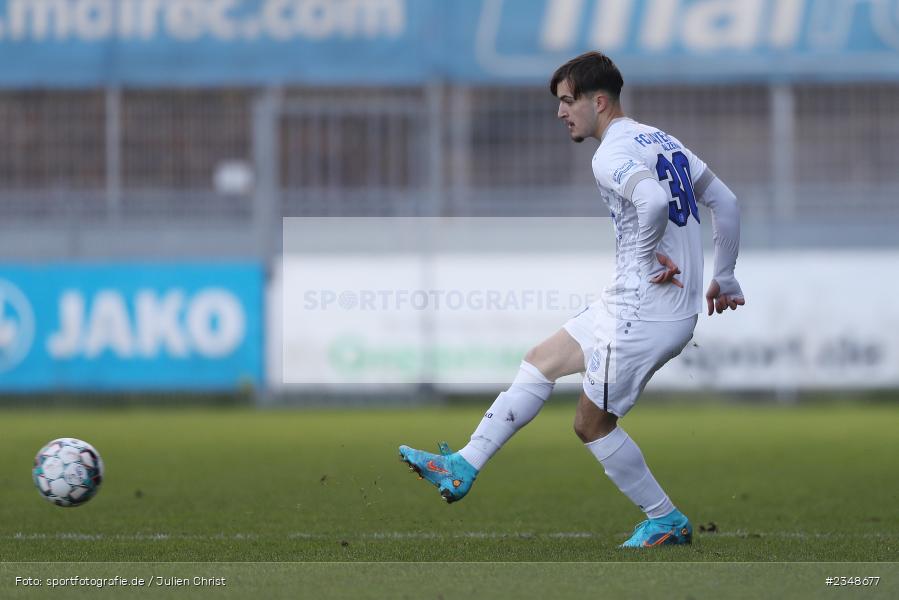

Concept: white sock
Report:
left=458, top=361, right=553, bottom=470
left=585, top=426, right=675, bottom=519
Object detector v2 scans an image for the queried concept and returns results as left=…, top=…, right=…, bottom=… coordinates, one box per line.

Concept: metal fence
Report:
left=1, top=83, right=898, bottom=259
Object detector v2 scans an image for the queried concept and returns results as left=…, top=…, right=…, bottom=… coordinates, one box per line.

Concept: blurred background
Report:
left=0, top=0, right=897, bottom=404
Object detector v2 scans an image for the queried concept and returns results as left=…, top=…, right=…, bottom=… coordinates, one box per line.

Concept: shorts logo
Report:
left=612, top=159, right=638, bottom=184
left=586, top=348, right=601, bottom=386
left=587, top=348, right=602, bottom=374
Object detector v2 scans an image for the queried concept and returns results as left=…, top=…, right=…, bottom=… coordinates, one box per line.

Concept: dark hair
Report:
left=550, top=51, right=623, bottom=101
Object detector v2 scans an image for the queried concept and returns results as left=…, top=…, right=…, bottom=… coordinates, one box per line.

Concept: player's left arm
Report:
left=693, top=168, right=745, bottom=315
left=596, top=149, right=681, bottom=287
left=631, top=177, right=682, bottom=288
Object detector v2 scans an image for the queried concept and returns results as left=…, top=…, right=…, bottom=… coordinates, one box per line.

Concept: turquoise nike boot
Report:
left=620, top=508, right=693, bottom=548
left=398, top=442, right=479, bottom=504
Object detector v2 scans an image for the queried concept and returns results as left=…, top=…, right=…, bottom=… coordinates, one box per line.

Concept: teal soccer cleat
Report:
left=619, top=508, right=693, bottom=548
left=398, top=442, right=479, bottom=504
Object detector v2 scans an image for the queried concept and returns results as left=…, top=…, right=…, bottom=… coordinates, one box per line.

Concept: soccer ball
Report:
left=32, top=438, right=104, bottom=507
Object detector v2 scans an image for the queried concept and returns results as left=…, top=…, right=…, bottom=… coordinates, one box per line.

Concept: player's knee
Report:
left=523, top=345, right=541, bottom=365
left=524, top=345, right=562, bottom=381
left=573, top=413, right=596, bottom=443
left=573, top=410, right=617, bottom=443
left=573, top=417, right=590, bottom=443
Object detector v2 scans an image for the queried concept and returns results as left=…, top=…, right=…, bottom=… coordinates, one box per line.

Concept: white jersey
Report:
left=592, top=117, right=710, bottom=321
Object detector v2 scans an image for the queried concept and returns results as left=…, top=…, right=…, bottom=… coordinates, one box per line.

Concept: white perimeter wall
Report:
left=269, top=251, right=897, bottom=393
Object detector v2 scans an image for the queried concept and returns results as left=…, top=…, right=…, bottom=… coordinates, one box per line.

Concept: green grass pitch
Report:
left=0, top=402, right=897, bottom=598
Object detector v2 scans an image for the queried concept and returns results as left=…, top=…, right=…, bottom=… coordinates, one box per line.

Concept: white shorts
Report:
left=563, top=304, right=697, bottom=417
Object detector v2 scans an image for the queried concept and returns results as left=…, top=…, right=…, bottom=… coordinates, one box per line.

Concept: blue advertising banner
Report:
left=0, top=263, right=263, bottom=391
left=0, top=0, right=898, bottom=86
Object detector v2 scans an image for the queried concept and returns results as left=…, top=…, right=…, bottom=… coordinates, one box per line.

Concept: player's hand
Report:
left=650, top=252, right=683, bottom=288
left=705, top=276, right=745, bottom=315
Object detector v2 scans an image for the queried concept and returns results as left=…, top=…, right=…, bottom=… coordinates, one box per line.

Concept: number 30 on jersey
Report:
left=656, top=151, right=700, bottom=227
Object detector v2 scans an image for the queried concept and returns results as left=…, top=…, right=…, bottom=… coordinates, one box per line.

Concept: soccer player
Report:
left=399, top=51, right=744, bottom=548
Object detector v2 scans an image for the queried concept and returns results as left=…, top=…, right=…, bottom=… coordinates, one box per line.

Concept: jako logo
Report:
left=0, top=279, right=36, bottom=373
left=47, top=288, right=245, bottom=359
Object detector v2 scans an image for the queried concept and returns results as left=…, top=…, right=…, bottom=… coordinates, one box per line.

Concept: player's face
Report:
left=556, top=80, right=597, bottom=143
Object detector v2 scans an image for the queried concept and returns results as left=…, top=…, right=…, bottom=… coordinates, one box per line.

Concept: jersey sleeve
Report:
left=592, top=143, right=654, bottom=200
left=682, top=147, right=713, bottom=201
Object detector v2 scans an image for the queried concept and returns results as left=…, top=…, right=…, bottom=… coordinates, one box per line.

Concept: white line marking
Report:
left=4, top=531, right=891, bottom=542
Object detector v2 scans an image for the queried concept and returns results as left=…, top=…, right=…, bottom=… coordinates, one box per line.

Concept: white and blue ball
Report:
left=32, top=438, right=104, bottom=507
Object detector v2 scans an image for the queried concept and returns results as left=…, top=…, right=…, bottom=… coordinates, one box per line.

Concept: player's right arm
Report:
left=693, top=169, right=744, bottom=315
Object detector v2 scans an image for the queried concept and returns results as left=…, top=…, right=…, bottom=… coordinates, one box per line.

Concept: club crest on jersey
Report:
left=612, top=160, right=638, bottom=184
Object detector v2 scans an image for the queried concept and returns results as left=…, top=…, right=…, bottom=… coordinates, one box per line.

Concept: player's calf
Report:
left=456, top=360, right=554, bottom=470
